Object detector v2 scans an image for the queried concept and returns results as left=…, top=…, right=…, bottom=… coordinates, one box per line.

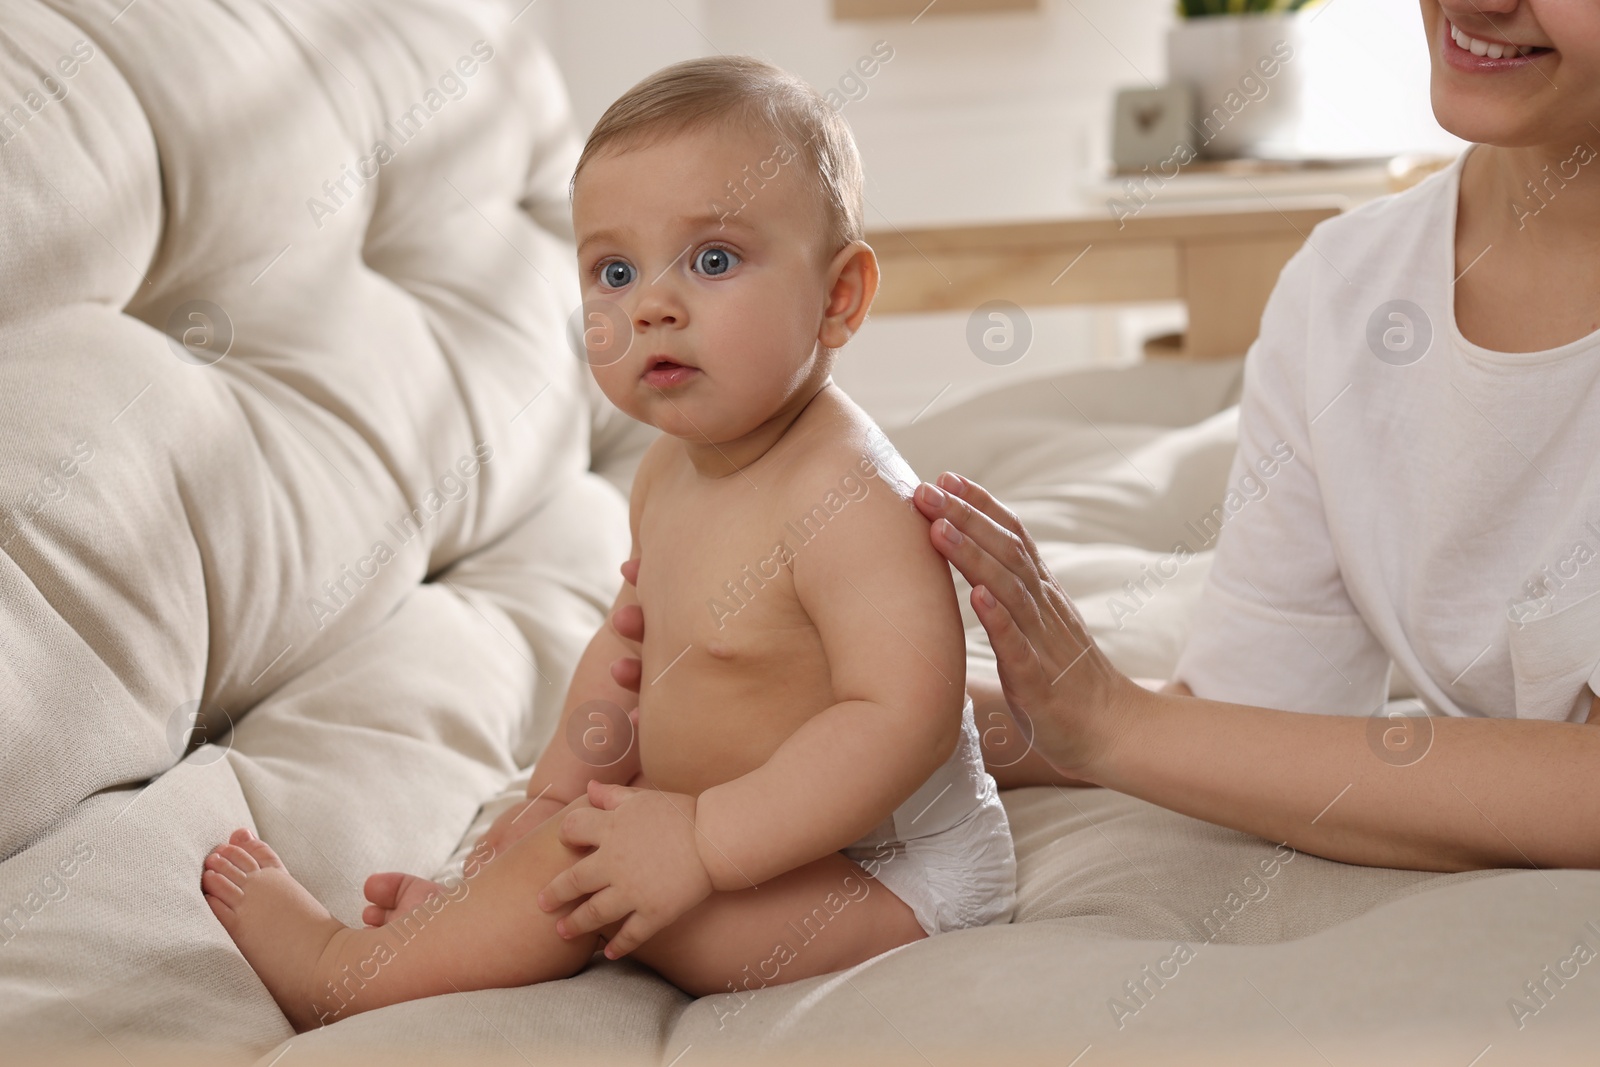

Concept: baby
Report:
left=201, top=55, right=1015, bottom=1030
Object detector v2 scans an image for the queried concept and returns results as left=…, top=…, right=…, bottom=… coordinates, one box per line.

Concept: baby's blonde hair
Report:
left=572, top=56, right=865, bottom=253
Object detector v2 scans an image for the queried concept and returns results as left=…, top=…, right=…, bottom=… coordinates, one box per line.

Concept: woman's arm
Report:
left=1098, top=681, right=1600, bottom=872
left=914, top=472, right=1600, bottom=873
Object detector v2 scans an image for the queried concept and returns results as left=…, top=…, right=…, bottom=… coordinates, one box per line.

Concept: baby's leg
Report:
left=361, top=799, right=561, bottom=927
left=202, top=796, right=607, bottom=1032
left=360, top=869, right=441, bottom=928
left=622, top=852, right=926, bottom=998
left=364, top=769, right=656, bottom=927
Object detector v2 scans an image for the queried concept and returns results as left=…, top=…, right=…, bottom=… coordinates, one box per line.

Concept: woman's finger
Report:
left=916, top=480, right=1041, bottom=594
left=921, top=490, right=1059, bottom=661
left=939, top=472, right=1081, bottom=623
left=925, top=472, right=1044, bottom=568
left=612, top=602, right=644, bottom=644
left=609, top=656, right=642, bottom=692
left=969, top=585, right=1048, bottom=699
left=917, top=476, right=1086, bottom=661
left=916, top=473, right=1069, bottom=610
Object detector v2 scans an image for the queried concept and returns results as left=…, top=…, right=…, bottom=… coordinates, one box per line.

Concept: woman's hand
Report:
left=536, top=779, right=713, bottom=960
left=608, top=559, right=645, bottom=691
left=911, top=471, right=1140, bottom=782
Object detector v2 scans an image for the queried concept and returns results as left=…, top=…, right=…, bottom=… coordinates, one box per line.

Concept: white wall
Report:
left=528, top=0, right=1461, bottom=425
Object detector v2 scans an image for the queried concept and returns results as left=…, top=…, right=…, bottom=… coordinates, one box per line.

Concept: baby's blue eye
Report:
left=694, top=247, right=739, bottom=276
left=601, top=260, right=636, bottom=288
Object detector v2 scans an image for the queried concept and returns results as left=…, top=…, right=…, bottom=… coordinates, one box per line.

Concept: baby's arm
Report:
left=693, top=475, right=968, bottom=890
left=481, top=585, right=645, bottom=848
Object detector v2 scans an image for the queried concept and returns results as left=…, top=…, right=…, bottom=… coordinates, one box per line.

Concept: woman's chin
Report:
left=1433, top=69, right=1568, bottom=151
left=1430, top=85, right=1567, bottom=150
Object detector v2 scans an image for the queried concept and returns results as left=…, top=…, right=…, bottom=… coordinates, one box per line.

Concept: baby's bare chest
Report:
left=636, top=485, right=819, bottom=663
left=631, top=480, right=842, bottom=793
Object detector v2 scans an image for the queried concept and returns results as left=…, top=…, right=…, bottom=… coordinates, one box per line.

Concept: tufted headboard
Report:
left=1, top=0, right=637, bottom=1048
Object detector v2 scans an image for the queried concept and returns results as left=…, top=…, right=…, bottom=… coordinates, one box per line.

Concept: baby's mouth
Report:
left=641, top=356, right=700, bottom=388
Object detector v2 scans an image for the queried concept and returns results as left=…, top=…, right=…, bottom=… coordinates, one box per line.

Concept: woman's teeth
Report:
left=1450, top=21, right=1535, bottom=60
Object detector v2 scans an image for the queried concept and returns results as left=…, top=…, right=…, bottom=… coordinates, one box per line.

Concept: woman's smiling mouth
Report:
left=1445, top=18, right=1552, bottom=69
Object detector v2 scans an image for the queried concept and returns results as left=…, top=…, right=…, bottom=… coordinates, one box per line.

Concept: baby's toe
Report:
left=363, top=871, right=403, bottom=909
left=231, top=829, right=285, bottom=871
left=217, top=843, right=259, bottom=874
left=361, top=903, right=389, bottom=928
left=205, top=848, right=249, bottom=884
left=201, top=868, right=244, bottom=909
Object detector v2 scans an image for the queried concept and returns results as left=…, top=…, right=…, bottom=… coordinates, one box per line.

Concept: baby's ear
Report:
left=819, top=241, right=879, bottom=350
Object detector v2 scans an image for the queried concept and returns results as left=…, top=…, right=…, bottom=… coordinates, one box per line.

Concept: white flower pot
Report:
left=1166, top=13, right=1308, bottom=160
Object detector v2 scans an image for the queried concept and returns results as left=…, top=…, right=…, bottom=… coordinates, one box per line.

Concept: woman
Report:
left=613, top=0, right=1600, bottom=873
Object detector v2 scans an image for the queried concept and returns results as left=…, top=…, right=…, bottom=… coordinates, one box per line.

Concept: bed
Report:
left=2, top=1, right=1596, bottom=1064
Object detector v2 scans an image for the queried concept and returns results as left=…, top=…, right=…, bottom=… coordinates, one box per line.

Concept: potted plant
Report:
left=1167, top=0, right=1323, bottom=160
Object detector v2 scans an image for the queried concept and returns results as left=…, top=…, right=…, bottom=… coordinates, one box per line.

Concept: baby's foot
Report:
left=202, top=829, right=349, bottom=1031
left=362, top=871, right=445, bottom=927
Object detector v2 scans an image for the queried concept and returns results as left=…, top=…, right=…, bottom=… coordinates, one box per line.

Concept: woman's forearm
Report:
left=1089, top=687, right=1600, bottom=871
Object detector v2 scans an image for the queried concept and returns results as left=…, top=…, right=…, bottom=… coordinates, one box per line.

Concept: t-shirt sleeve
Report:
left=1172, top=242, right=1391, bottom=715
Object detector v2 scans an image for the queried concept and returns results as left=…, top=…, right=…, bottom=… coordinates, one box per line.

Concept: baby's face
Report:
left=572, top=123, right=840, bottom=444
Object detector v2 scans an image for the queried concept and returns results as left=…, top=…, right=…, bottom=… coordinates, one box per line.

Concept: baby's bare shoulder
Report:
left=780, top=395, right=964, bottom=705
left=774, top=404, right=929, bottom=556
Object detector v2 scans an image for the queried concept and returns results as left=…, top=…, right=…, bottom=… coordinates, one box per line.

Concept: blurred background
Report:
left=523, top=0, right=1463, bottom=425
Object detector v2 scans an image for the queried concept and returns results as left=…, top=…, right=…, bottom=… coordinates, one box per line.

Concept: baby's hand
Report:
left=537, top=779, right=713, bottom=960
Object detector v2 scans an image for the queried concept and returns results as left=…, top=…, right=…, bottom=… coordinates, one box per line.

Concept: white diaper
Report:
left=839, top=695, right=1017, bottom=936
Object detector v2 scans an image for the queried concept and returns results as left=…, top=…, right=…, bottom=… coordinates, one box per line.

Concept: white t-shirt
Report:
left=1174, top=145, right=1600, bottom=722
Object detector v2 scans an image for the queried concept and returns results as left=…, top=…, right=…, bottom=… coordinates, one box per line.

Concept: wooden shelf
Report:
left=866, top=199, right=1343, bottom=359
